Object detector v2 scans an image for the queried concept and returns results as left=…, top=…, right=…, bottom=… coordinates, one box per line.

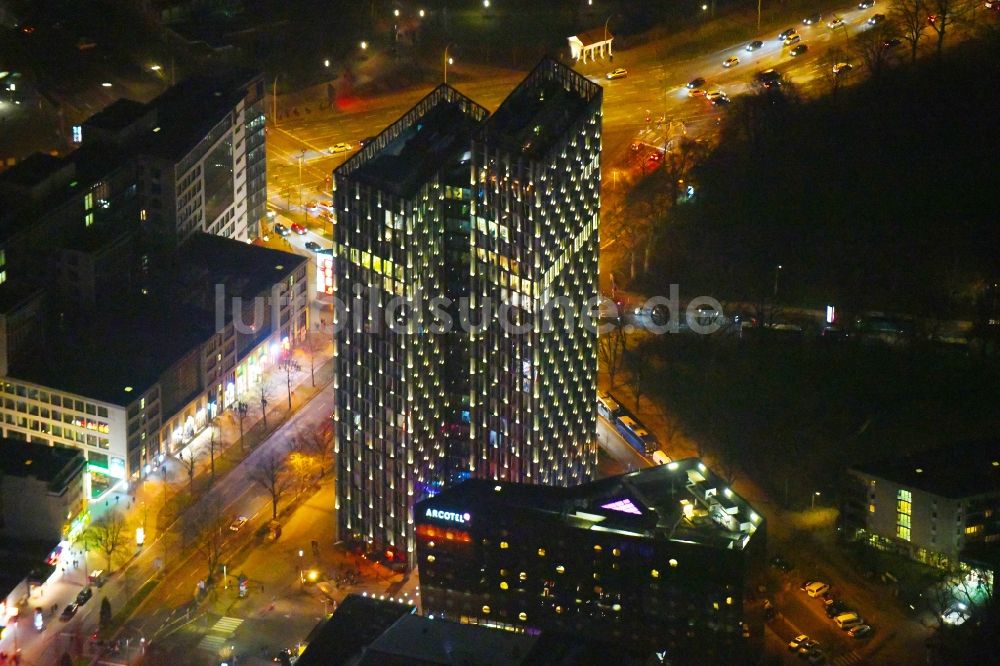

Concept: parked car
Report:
left=290, top=223, right=307, bottom=235
left=305, top=241, right=322, bottom=252
left=800, top=579, right=815, bottom=591
left=328, top=142, right=353, bottom=154
left=229, top=516, right=249, bottom=532
left=746, top=40, right=764, bottom=51
left=806, top=581, right=830, bottom=597
left=790, top=44, right=809, bottom=56
left=755, top=69, right=782, bottom=88
left=797, top=638, right=820, bottom=656
left=76, top=587, right=93, bottom=605
left=273, top=223, right=290, bottom=237
left=825, top=600, right=851, bottom=618
left=788, top=634, right=810, bottom=651
left=807, top=648, right=827, bottom=664
left=723, top=56, right=740, bottom=67
left=60, top=603, right=78, bottom=621
left=803, top=13, right=822, bottom=25
left=88, top=570, right=107, bottom=587
left=834, top=612, right=863, bottom=629
left=606, top=68, right=628, bottom=80
left=868, top=13, right=886, bottom=25
left=848, top=624, right=873, bottom=638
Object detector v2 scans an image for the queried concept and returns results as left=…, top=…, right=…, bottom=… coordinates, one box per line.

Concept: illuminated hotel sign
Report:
left=425, top=508, right=470, bottom=525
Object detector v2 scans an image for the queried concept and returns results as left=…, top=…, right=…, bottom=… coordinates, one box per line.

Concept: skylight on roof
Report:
left=601, top=498, right=641, bottom=515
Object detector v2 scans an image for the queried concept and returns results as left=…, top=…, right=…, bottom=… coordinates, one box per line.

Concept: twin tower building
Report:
left=331, top=59, right=603, bottom=564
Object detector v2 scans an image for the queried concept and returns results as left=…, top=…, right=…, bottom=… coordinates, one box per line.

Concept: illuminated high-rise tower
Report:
left=332, top=59, right=601, bottom=565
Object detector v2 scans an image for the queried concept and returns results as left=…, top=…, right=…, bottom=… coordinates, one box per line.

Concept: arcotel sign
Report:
left=425, top=508, right=471, bottom=525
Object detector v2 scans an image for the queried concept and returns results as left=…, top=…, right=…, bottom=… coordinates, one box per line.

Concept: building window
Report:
left=965, top=525, right=983, bottom=535
left=897, top=489, right=913, bottom=541
left=869, top=504, right=876, bottom=513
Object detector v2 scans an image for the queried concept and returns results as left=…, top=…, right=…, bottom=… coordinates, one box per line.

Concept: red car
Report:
left=290, top=223, right=307, bottom=235
left=648, top=152, right=663, bottom=164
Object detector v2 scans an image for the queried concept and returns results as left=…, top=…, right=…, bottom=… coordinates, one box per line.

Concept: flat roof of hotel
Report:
left=418, top=458, right=763, bottom=552
left=851, top=439, right=1000, bottom=499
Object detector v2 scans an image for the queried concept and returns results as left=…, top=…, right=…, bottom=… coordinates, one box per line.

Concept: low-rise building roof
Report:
left=850, top=439, right=1000, bottom=499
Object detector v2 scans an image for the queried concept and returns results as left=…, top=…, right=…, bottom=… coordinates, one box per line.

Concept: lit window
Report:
left=518, top=612, right=527, bottom=621
left=965, top=525, right=983, bottom=535
left=426, top=554, right=435, bottom=563
left=612, top=548, right=621, bottom=557
left=85, top=212, right=94, bottom=227
left=482, top=605, right=491, bottom=615
left=713, top=601, right=720, bottom=610
left=651, top=569, right=660, bottom=579
left=519, top=572, right=527, bottom=581
left=726, top=596, right=733, bottom=605
left=500, top=541, right=509, bottom=549
left=555, top=565, right=565, bottom=574
left=593, top=544, right=602, bottom=552
left=669, top=558, right=678, bottom=568
left=500, top=581, right=508, bottom=590
left=537, top=548, right=546, bottom=557
left=869, top=504, right=876, bottom=513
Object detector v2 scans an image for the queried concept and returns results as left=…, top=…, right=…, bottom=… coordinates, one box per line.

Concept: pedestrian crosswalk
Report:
left=832, top=650, right=863, bottom=665
left=197, top=616, right=244, bottom=652
left=197, top=634, right=228, bottom=652
left=210, top=616, right=244, bottom=634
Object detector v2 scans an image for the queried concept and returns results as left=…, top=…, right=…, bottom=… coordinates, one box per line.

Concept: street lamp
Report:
left=394, top=9, right=400, bottom=17
left=419, top=9, right=425, bottom=17
left=150, top=65, right=162, bottom=72
left=323, top=58, right=330, bottom=68
left=360, top=40, right=368, bottom=51
left=444, top=44, right=456, bottom=84
left=812, top=491, right=821, bottom=509
left=773, top=264, right=783, bottom=298
left=101, top=82, right=112, bottom=87
left=483, top=0, right=490, bottom=7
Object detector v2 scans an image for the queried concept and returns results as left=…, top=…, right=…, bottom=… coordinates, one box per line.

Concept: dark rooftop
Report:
left=360, top=613, right=538, bottom=665
left=10, top=294, right=214, bottom=405
left=139, top=69, right=259, bottom=161
left=419, top=458, right=763, bottom=552
left=347, top=86, right=486, bottom=198
left=296, top=595, right=414, bottom=666
left=479, top=58, right=601, bottom=160
left=83, top=98, right=150, bottom=132
left=0, top=153, right=66, bottom=189
left=0, top=439, right=85, bottom=491
left=175, top=232, right=306, bottom=300
left=9, top=234, right=303, bottom=405
left=851, top=439, right=1000, bottom=499
left=0, top=279, right=44, bottom=315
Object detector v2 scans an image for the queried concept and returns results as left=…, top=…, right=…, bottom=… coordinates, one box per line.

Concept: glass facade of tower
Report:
left=332, top=60, right=601, bottom=565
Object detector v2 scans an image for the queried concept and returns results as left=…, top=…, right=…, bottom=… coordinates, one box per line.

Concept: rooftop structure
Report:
left=0, top=438, right=85, bottom=490
left=851, top=439, right=1000, bottom=499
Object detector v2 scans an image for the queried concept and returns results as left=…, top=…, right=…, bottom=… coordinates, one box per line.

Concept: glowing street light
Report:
left=360, top=40, right=369, bottom=50
left=101, top=82, right=112, bottom=87
left=702, top=3, right=708, bottom=9
left=150, top=65, right=162, bottom=72
left=324, top=58, right=330, bottom=67
left=394, top=9, right=400, bottom=17
left=484, top=0, right=490, bottom=7
left=419, top=9, right=425, bottom=17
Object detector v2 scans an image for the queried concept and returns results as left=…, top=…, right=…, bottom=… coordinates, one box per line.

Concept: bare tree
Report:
left=303, top=328, right=322, bottom=388
left=183, top=498, right=228, bottom=582
left=178, top=450, right=200, bottom=496
left=854, top=22, right=899, bottom=79
left=250, top=450, right=292, bottom=520
left=927, top=0, right=955, bottom=55
left=235, top=401, right=249, bottom=452
left=820, top=46, right=851, bottom=95
left=259, top=378, right=273, bottom=429
left=599, top=321, right=628, bottom=390
left=208, top=418, right=220, bottom=483
left=83, top=511, right=130, bottom=573
left=892, top=0, right=928, bottom=63
left=295, top=423, right=334, bottom=479
left=278, top=355, right=302, bottom=412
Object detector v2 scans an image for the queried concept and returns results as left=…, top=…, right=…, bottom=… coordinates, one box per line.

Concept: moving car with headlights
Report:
left=790, top=44, right=809, bottom=56
left=783, top=34, right=801, bottom=46
left=803, top=13, right=822, bottom=24
left=723, top=56, right=740, bottom=67
left=828, top=17, right=845, bottom=28
left=687, top=76, right=706, bottom=88
left=833, top=62, right=853, bottom=75
left=778, top=28, right=797, bottom=41
left=606, top=68, right=628, bottom=80
left=328, top=142, right=353, bottom=154
left=746, top=40, right=763, bottom=51
left=868, top=13, right=886, bottom=24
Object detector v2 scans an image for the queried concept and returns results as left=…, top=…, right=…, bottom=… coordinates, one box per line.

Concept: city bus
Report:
left=615, top=415, right=659, bottom=455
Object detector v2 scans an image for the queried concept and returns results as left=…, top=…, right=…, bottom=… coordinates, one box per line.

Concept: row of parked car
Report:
left=800, top=578, right=875, bottom=643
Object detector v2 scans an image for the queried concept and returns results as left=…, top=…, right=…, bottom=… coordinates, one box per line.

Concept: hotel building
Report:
left=332, top=59, right=601, bottom=565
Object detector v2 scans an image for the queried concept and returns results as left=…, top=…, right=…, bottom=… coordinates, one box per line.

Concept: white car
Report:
left=723, top=56, right=740, bottom=68
left=706, top=90, right=728, bottom=102
left=606, top=68, right=628, bottom=80
left=328, top=142, right=353, bottom=154
left=788, top=634, right=809, bottom=651
left=229, top=516, right=249, bottom=532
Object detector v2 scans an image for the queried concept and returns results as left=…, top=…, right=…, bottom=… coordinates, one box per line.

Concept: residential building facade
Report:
left=847, top=440, right=1000, bottom=570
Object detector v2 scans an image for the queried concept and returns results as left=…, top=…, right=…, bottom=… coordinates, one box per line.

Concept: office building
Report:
left=0, top=235, right=307, bottom=493
left=332, top=59, right=601, bottom=565
left=414, top=459, right=765, bottom=662
left=846, top=439, right=1000, bottom=570
left=0, top=439, right=86, bottom=542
